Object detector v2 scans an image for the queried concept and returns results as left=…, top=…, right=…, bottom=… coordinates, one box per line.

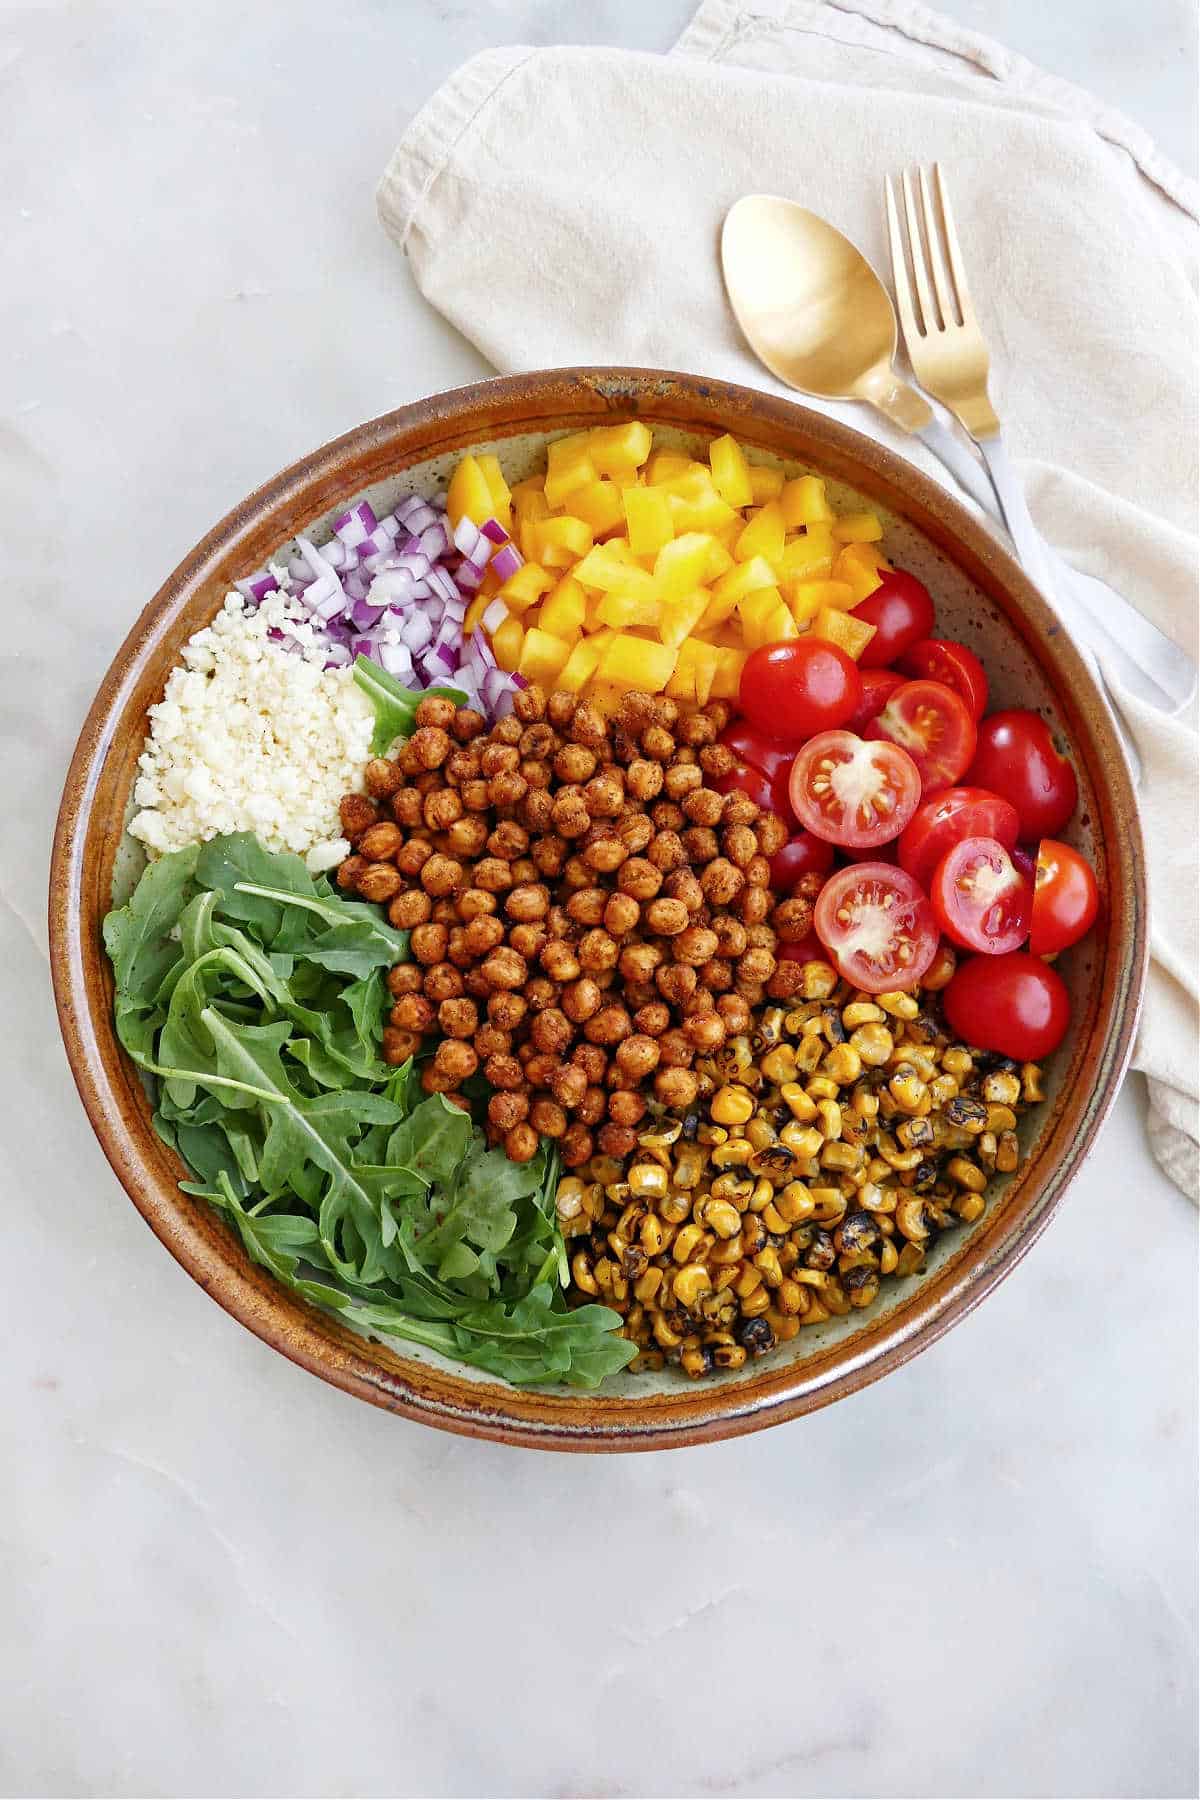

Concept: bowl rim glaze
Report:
left=48, top=368, right=1146, bottom=1451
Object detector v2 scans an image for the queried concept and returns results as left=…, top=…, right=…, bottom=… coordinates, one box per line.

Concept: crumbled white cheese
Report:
left=129, top=592, right=374, bottom=857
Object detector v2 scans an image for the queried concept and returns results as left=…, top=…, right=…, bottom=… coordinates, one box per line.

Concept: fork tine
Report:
left=918, top=166, right=957, bottom=328
left=884, top=175, right=923, bottom=343
left=900, top=168, right=937, bottom=336
left=933, top=163, right=976, bottom=323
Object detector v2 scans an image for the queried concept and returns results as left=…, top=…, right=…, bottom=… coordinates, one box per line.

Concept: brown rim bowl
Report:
left=49, top=368, right=1146, bottom=1451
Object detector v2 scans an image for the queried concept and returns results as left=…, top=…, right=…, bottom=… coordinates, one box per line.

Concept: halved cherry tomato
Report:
left=931, top=836, right=1032, bottom=955
left=779, top=930, right=826, bottom=965
left=1010, top=844, right=1037, bottom=886
left=839, top=839, right=898, bottom=865
left=897, top=786, right=1020, bottom=890
left=715, top=757, right=793, bottom=824
left=966, top=710, right=1078, bottom=838
left=814, top=863, right=939, bottom=993
left=850, top=569, right=936, bottom=667
left=866, top=679, right=977, bottom=794
left=768, top=832, right=836, bottom=890
left=1030, top=840, right=1100, bottom=955
left=737, top=639, right=862, bottom=738
left=845, top=667, right=906, bottom=734
left=897, top=637, right=988, bottom=720
left=788, top=730, right=921, bottom=849
left=942, top=951, right=1071, bottom=1059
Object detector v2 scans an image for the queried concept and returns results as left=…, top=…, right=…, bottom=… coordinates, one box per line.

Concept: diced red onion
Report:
left=333, top=500, right=378, bottom=548
left=453, top=516, right=486, bottom=560
left=379, top=641, right=414, bottom=679
left=480, top=517, right=510, bottom=546
left=419, top=521, right=450, bottom=561
left=236, top=568, right=280, bottom=603
left=481, top=598, right=509, bottom=635
left=323, top=644, right=353, bottom=668
left=491, top=542, right=523, bottom=582
left=456, top=561, right=484, bottom=592
left=350, top=597, right=386, bottom=630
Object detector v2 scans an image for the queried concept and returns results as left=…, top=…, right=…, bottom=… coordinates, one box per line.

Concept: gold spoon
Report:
left=721, top=193, right=996, bottom=512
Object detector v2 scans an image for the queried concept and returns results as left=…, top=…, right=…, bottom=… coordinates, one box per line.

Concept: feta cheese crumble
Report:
left=129, top=592, right=374, bottom=858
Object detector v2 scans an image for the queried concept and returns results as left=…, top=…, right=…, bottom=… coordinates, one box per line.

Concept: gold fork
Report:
left=885, top=163, right=1194, bottom=725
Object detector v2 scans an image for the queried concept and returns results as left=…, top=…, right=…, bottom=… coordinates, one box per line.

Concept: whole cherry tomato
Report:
left=768, top=832, right=836, bottom=890
left=720, top=722, right=797, bottom=788
left=845, top=667, right=906, bottom=734
left=737, top=639, right=862, bottom=739
left=897, top=786, right=1020, bottom=891
left=942, top=951, right=1071, bottom=1059
left=865, top=679, right=977, bottom=794
left=788, top=730, right=921, bottom=848
left=715, top=757, right=793, bottom=824
left=814, top=863, right=939, bottom=992
left=931, top=836, right=1032, bottom=955
left=1029, top=839, right=1100, bottom=955
left=1010, top=844, right=1037, bottom=885
left=897, top=637, right=988, bottom=720
left=850, top=569, right=936, bottom=667
left=966, top=710, right=1078, bottom=838
left=779, top=930, right=826, bottom=964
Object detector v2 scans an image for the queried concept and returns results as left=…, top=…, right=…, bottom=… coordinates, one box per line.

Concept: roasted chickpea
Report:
left=682, top=787, right=724, bottom=828
left=656, top=1028, right=695, bottom=1069
left=641, top=725, right=675, bottom=763
left=503, top=882, right=548, bottom=923
left=576, top=1087, right=607, bottom=1127
left=578, top=929, right=619, bottom=973
left=597, top=1122, right=638, bottom=1158
left=698, top=858, right=743, bottom=906
left=663, top=869, right=703, bottom=912
left=481, top=947, right=527, bottom=990
left=673, top=925, right=720, bottom=967
left=594, top=893, right=635, bottom=939
left=568, top=702, right=606, bottom=748
left=433, top=1038, right=477, bottom=1086
left=684, top=1010, right=727, bottom=1052
left=552, top=789, right=592, bottom=838
left=414, top=694, right=457, bottom=732
left=633, top=1001, right=671, bottom=1037
left=509, top=922, right=549, bottom=962
left=410, top=726, right=453, bottom=771
left=738, top=946, right=776, bottom=984
left=566, top=887, right=608, bottom=926
left=386, top=964, right=424, bottom=999
left=390, top=788, right=424, bottom=829
left=422, top=962, right=464, bottom=1004
left=559, top=1124, right=594, bottom=1168
left=519, top=787, right=554, bottom=832
left=382, top=1027, right=420, bottom=1065
left=646, top=830, right=686, bottom=873
left=549, top=1062, right=589, bottom=1111
left=739, top=885, right=772, bottom=925
left=553, top=743, right=596, bottom=784
left=473, top=857, right=515, bottom=894
left=717, top=993, right=752, bottom=1033
left=616, top=813, right=654, bottom=855
left=488, top=820, right=529, bottom=860
left=584, top=1003, right=632, bottom=1047
left=655, top=1067, right=700, bottom=1109
left=488, top=771, right=529, bottom=810
left=754, top=812, right=789, bottom=856
left=420, top=853, right=463, bottom=897
left=485, top=991, right=525, bottom=1032
left=452, top=887, right=492, bottom=923
left=527, top=1008, right=572, bottom=1057
left=615, top=857, right=661, bottom=902
left=479, top=742, right=518, bottom=779
left=679, top=711, right=717, bottom=748
left=474, top=1024, right=512, bottom=1060
left=424, top=792, right=466, bottom=834
left=646, top=897, right=689, bottom=935
left=662, top=762, right=702, bottom=802
left=697, top=743, right=736, bottom=781
left=430, top=898, right=459, bottom=926
left=619, top=942, right=662, bottom=984
left=487, top=1091, right=529, bottom=1133
left=571, top=1042, right=608, bottom=1085
left=520, top=759, right=551, bottom=793
left=528, top=1096, right=567, bottom=1139
left=679, top=827, right=719, bottom=866
left=562, top=978, right=602, bottom=1024
left=355, top=820, right=402, bottom=863
left=583, top=773, right=624, bottom=818
left=485, top=1053, right=525, bottom=1091
left=362, top=757, right=403, bottom=799
left=461, top=779, right=490, bottom=812
left=523, top=1053, right=560, bottom=1091
left=448, top=707, right=483, bottom=743
left=504, top=1123, right=540, bottom=1164
left=528, top=833, right=565, bottom=878
left=339, top=794, right=379, bottom=841
left=721, top=790, right=760, bottom=828
left=462, top=966, right=493, bottom=1001
left=625, top=758, right=664, bottom=802
left=614, top=1033, right=660, bottom=1079
left=387, top=889, right=432, bottom=930
left=389, top=992, right=434, bottom=1034
left=525, top=976, right=556, bottom=1013
left=699, top=958, right=734, bottom=992
left=621, top=980, right=656, bottom=1013
left=534, top=941, right=576, bottom=984
left=608, top=1091, right=648, bottom=1130
left=335, top=853, right=366, bottom=892
left=651, top=802, right=685, bottom=833
left=656, top=963, right=697, bottom=1007
left=444, top=747, right=481, bottom=786
left=547, top=690, right=578, bottom=729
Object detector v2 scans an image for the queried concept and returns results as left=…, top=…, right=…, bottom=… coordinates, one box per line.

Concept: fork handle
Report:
left=915, top=419, right=1001, bottom=518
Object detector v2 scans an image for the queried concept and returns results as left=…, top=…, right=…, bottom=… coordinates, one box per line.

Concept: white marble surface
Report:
left=2, top=4, right=1196, bottom=1796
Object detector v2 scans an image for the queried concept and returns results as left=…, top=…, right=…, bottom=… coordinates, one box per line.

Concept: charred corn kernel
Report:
left=847, top=1270, right=880, bottom=1308
left=739, top=1213, right=768, bottom=1253
left=876, top=990, right=919, bottom=1020
left=672, top=1222, right=708, bottom=1264
left=700, top=1197, right=744, bottom=1239
left=740, top=1284, right=772, bottom=1317
left=850, top=1023, right=894, bottom=1066
left=753, top=1006, right=787, bottom=1048
left=760, top=1202, right=789, bottom=1233
left=1021, top=1063, right=1045, bottom=1103
left=711, top=1084, right=755, bottom=1126
left=816, top=1099, right=842, bottom=1140
left=820, top=1277, right=851, bottom=1316
left=761, top=1044, right=799, bottom=1084
left=996, top=1131, right=1020, bottom=1172
left=878, top=1237, right=899, bottom=1275
left=754, top=1246, right=784, bottom=1287
left=673, top=1263, right=712, bottom=1307
left=593, top=1257, right=615, bottom=1294
left=851, top=1090, right=880, bottom=1124
left=956, top=1192, right=986, bottom=1223
left=782, top=1122, right=823, bottom=1159
left=810, top=1186, right=848, bottom=1224
left=634, top=1266, right=665, bottom=1303
left=896, top=1116, right=935, bottom=1151
left=772, top=1313, right=802, bottom=1342
left=821, top=1141, right=861, bottom=1172
left=627, top=1162, right=668, bottom=1199
left=745, top=1116, right=779, bottom=1152
left=977, top=1131, right=999, bottom=1166
left=709, top=1235, right=744, bottom=1267
left=792, top=1033, right=824, bottom=1073
left=943, top=1047, right=974, bottom=1081
left=929, top=1073, right=959, bottom=1107
left=711, top=1137, right=753, bottom=1169
left=733, top=1264, right=764, bottom=1300
left=616, top=1200, right=645, bottom=1239
left=982, top=1070, right=1022, bottom=1107
left=800, top=961, right=839, bottom=1000
left=711, top=1171, right=753, bottom=1206
left=985, top=1104, right=1018, bottom=1133
left=904, top=1047, right=939, bottom=1082
left=713, top=1261, right=741, bottom=1290
left=823, top=1044, right=863, bottom=1084
left=661, top=1194, right=694, bottom=1228
left=842, top=1001, right=885, bottom=1027
left=590, top=1156, right=624, bottom=1186
left=555, top=1177, right=587, bottom=1221
left=570, top=1252, right=597, bottom=1295
left=713, top=1340, right=747, bottom=1369
left=673, top=1145, right=706, bottom=1190
left=640, top=1214, right=669, bottom=1257
left=888, top=1069, right=927, bottom=1113
left=806, top=1075, right=840, bottom=1101
left=776, top=1277, right=808, bottom=1316
left=652, top=1312, right=683, bottom=1349
left=780, top=1082, right=818, bottom=1123
left=896, top=1241, right=925, bottom=1277
left=774, top=1182, right=815, bottom=1224
left=680, top=1345, right=712, bottom=1378
left=630, top=1348, right=665, bottom=1372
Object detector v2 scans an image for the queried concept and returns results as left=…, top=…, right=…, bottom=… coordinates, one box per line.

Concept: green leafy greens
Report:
left=103, top=833, right=634, bottom=1387
left=352, top=656, right=466, bottom=756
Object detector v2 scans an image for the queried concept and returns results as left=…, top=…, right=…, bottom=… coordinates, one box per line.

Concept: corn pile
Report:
left=557, top=958, right=1042, bottom=1377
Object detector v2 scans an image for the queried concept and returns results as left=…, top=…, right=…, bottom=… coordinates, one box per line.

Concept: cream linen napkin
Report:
left=378, top=0, right=1199, bottom=1197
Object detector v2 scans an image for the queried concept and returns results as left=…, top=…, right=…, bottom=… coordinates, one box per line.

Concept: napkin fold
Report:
left=378, top=0, right=1199, bottom=1196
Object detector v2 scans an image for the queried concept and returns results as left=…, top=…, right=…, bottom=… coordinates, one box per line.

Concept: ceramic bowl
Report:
left=49, top=369, right=1146, bottom=1450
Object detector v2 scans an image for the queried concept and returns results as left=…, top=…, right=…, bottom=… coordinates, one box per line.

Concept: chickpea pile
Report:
left=334, top=686, right=824, bottom=1166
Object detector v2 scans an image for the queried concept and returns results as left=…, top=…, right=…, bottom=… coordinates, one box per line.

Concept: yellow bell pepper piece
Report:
left=781, top=474, right=836, bottom=529
left=491, top=614, right=524, bottom=672
left=538, top=575, right=587, bottom=642
left=832, top=511, right=884, bottom=543
left=699, top=587, right=740, bottom=632
left=646, top=450, right=699, bottom=486
left=446, top=455, right=498, bottom=531
left=572, top=545, right=659, bottom=602
left=710, top=646, right=748, bottom=700
left=596, top=633, right=677, bottom=694
left=532, top=515, right=594, bottom=569
left=703, top=538, right=735, bottom=582
left=709, top=434, right=754, bottom=509
left=738, top=586, right=786, bottom=649
left=658, top=589, right=710, bottom=650
left=663, top=468, right=737, bottom=534
left=786, top=579, right=857, bottom=623
left=585, top=680, right=629, bottom=717
left=596, top=591, right=662, bottom=630
left=654, top=531, right=712, bottom=601
left=557, top=634, right=607, bottom=694
left=776, top=528, right=835, bottom=582
left=713, top=554, right=779, bottom=606
left=812, top=608, right=877, bottom=660
left=735, top=501, right=786, bottom=566
left=569, top=479, right=625, bottom=537
left=499, top=562, right=555, bottom=615
left=588, top=421, right=653, bottom=475
left=749, top=464, right=785, bottom=503
left=475, top=455, right=512, bottom=530
left=622, top=486, right=675, bottom=557
left=518, top=627, right=574, bottom=685
left=544, top=433, right=596, bottom=509
left=833, top=544, right=884, bottom=602
left=691, top=641, right=722, bottom=706
left=762, top=601, right=799, bottom=643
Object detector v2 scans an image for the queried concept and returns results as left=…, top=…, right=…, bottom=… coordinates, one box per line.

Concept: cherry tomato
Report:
left=1010, top=844, right=1037, bottom=885
left=779, top=930, right=826, bottom=964
left=931, top=836, right=1032, bottom=955
left=768, top=832, right=836, bottom=890
left=737, top=639, right=862, bottom=739
left=866, top=679, right=977, bottom=794
left=788, top=730, right=921, bottom=849
left=845, top=668, right=906, bottom=734
left=897, top=786, right=1020, bottom=891
left=942, top=952, right=1071, bottom=1060
left=1030, top=839, right=1100, bottom=955
left=839, top=839, right=898, bottom=865
left=850, top=569, right=936, bottom=667
left=715, top=757, right=793, bottom=824
left=814, top=863, right=939, bottom=993
left=897, top=637, right=988, bottom=720
left=720, top=722, right=798, bottom=786
left=966, top=710, right=1078, bottom=839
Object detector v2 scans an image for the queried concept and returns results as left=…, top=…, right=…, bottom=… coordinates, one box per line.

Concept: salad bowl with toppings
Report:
left=50, top=369, right=1145, bottom=1450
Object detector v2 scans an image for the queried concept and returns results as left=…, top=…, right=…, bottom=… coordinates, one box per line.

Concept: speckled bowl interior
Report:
left=50, top=370, right=1146, bottom=1450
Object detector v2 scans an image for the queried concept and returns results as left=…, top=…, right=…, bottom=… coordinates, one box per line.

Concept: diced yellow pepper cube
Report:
left=786, top=579, right=857, bottom=623
left=713, top=555, right=779, bottom=605
left=475, top=454, right=512, bottom=530
left=583, top=590, right=608, bottom=631
left=623, top=486, right=675, bottom=557
left=596, top=633, right=677, bottom=694
left=586, top=681, right=629, bottom=717
left=762, top=601, right=799, bottom=643
left=691, top=641, right=722, bottom=706
left=703, top=538, right=735, bottom=581
left=539, top=575, right=587, bottom=642
left=463, top=590, right=493, bottom=637
left=499, top=562, right=554, bottom=615
left=833, top=544, right=884, bottom=602
left=735, top=501, right=786, bottom=566
left=596, top=591, right=662, bottom=630
left=781, top=475, right=836, bottom=529
left=749, top=464, right=785, bottom=503
left=738, top=586, right=786, bottom=648
left=776, top=528, right=835, bottom=582
left=532, top=515, right=594, bottom=569
left=813, top=608, right=877, bottom=660
left=709, top=434, right=754, bottom=509
left=658, top=589, right=711, bottom=650
left=544, top=433, right=596, bottom=509
left=646, top=451, right=698, bottom=486
left=665, top=471, right=737, bottom=535
left=446, top=454, right=499, bottom=531
left=491, top=614, right=524, bottom=672
left=572, top=545, right=659, bottom=602
left=832, top=511, right=884, bottom=544
left=711, top=646, right=748, bottom=700
left=569, top=479, right=625, bottom=537
left=588, top=421, right=653, bottom=475
left=699, top=587, right=740, bottom=631
left=557, top=634, right=607, bottom=693
left=518, top=626, right=574, bottom=685
left=654, top=531, right=712, bottom=601
left=512, top=484, right=549, bottom=527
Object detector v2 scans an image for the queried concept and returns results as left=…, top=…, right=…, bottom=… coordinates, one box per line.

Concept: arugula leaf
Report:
left=352, top=655, right=466, bottom=756
left=233, top=883, right=406, bottom=975
left=102, top=845, right=197, bottom=1003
